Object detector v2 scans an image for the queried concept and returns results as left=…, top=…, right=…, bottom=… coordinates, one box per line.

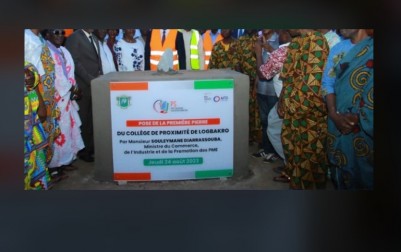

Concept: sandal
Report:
left=50, top=174, right=62, bottom=183
left=273, top=172, right=290, bottom=183
left=63, top=164, right=78, bottom=171
left=58, top=171, right=69, bottom=180
left=273, top=166, right=285, bottom=174
left=50, top=171, right=69, bottom=182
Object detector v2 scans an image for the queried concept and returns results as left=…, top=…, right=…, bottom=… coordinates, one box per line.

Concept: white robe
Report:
left=99, top=41, right=117, bottom=74
left=47, top=43, right=85, bottom=168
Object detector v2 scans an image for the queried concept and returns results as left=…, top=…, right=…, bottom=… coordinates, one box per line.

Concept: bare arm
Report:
left=254, top=40, right=265, bottom=79
left=326, top=93, right=355, bottom=134
left=36, top=88, right=47, bottom=123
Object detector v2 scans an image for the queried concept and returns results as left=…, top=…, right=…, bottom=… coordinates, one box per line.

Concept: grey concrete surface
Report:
left=51, top=143, right=335, bottom=190
left=91, top=70, right=250, bottom=181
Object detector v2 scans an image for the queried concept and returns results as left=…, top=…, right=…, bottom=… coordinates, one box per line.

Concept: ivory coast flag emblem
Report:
left=116, top=95, right=131, bottom=109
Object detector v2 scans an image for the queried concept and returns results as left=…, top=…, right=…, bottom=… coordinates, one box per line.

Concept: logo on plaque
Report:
left=153, top=100, right=169, bottom=113
left=116, top=95, right=131, bottom=109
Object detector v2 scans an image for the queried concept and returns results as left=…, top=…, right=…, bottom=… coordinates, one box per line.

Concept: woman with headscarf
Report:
left=26, top=29, right=61, bottom=171
left=24, top=61, right=51, bottom=190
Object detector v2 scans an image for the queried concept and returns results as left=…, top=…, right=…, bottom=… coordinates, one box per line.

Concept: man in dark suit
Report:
left=65, top=29, right=102, bottom=162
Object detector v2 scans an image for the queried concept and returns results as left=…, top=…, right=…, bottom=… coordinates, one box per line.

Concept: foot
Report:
left=273, top=166, right=285, bottom=174
left=49, top=170, right=68, bottom=183
left=79, top=155, right=94, bottom=162
left=57, top=171, right=69, bottom=180
left=63, top=164, right=78, bottom=171
left=50, top=174, right=62, bottom=183
left=263, top=153, right=280, bottom=163
left=273, top=173, right=290, bottom=183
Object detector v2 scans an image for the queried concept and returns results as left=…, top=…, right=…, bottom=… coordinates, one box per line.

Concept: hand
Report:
left=342, top=113, right=359, bottom=134
left=36, top=90, right=47, bottom=123
left=37, top=104, right=47, bottom=123
left=343, top=113, right=358, bottom=126
left=260, top=35, right=266, bottom=44
left=329, top=112, right=357, bottom=135
left=70, top=86, right=82, bottom=100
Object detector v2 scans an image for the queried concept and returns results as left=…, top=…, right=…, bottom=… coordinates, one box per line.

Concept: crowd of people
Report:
left=24, top=28, right=374, bottom=190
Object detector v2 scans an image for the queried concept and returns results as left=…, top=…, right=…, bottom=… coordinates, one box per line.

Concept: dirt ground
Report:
left=51, top=143, right=335, bottom=190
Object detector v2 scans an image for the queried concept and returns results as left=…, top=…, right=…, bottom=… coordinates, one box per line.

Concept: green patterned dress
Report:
left=279, top=32, right=329, bottom=189
left=208, top=39, right=239, bottom=70
left=235, top=34, right=261, bottom=144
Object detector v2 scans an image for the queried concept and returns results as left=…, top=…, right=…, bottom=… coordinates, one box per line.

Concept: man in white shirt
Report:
left=254, top=30, right=292, bottom=171
left=94, top=29, right=117, bottom=74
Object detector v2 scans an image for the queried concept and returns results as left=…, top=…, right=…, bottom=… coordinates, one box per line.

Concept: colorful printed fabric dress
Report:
left=327, top=37, right=374, bottom=190
left=47, top=42, right=85, bottom=168
left=235, top=34, right=261, bottom=144
left=24, top=62, right=51, bottom=190
left=39, top=45, right=61, bottom=164
left=279, top=32, right=329, bottom=189
left=208, top=39, right=239, bottom=70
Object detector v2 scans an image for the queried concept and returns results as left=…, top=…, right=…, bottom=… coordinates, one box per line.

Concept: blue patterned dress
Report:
left=327, top=37, right=374, bottom=190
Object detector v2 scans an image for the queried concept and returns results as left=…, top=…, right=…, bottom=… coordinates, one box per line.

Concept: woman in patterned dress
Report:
left=114, top=29, right=145, bottom=71
left=24, top=62, right=51, bottom=190
left=278, top=29, right=330, bottom=189
left=326, top=30, right=374, bottom=190
left=208, top=29, right=239, bottom=70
